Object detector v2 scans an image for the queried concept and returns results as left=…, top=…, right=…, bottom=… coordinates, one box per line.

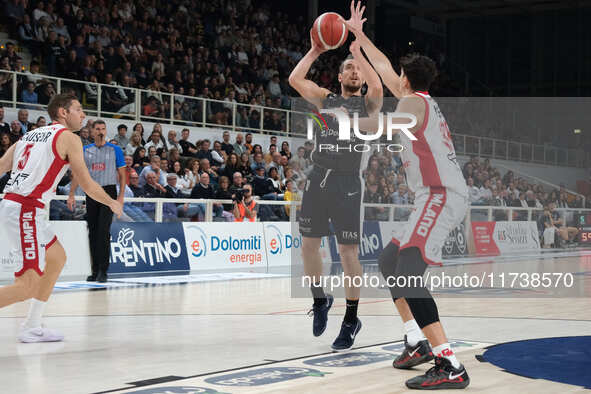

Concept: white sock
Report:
left=23, top=299, right=46, bottom=329
left=432, top=343, right=461, bottom=369
left=404, top=319, right=426, bottom=347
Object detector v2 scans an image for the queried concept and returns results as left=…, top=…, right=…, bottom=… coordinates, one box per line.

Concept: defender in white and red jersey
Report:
left=0, top=94, right=122, bottom=343
left=343, top=2, right=470, bottom=390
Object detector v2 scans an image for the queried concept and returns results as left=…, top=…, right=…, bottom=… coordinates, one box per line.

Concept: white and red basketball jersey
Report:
left=4, top=123, right=69, bottom=206
left=398, top=92, right=468, bottom=198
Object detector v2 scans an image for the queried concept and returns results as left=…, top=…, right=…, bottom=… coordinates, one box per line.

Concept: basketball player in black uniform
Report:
left=288, top=31, right=382, bottom=350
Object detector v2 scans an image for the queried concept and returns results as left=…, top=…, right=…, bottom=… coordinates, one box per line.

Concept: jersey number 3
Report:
left=17, top=144, right=34, bottom=171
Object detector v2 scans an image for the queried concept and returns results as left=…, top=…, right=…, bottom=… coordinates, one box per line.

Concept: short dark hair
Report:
left=339, top=55, right=355, bottom=73
left=47, top=93, right=78, bottom=120
left=117, top=123, right=127, bottom=130
left=399, top=53, right=438, bottom=92
left=92, top=119, right=106, bottom=127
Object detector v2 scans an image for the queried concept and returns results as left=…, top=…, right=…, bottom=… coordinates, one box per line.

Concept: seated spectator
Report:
left=230, top=172, right=245, bottom=194
left=123, top=155, right=136, bottom=185
left=283, top=179, right=301, bottom=219
left=233, top=133, right=245, bottom=156
left=141, top=171, right=167, bottom=219
left=113, top=124, right=129, bottom=147
left=138, top=155, right=166, bottom=187
left=250, top=152, right=265, bottom=174
left=549, top=202, right=579, bottom=244
left=21, top=81, right=38, bottom=108
left=171, top=161, right=193, bottom=194
left=144, top=130, right=165, bottom=152
left=199, top=158, right=218, bottom=185
left=126, top=132, right=143, bottom=156
left=233, top=183, right=258, bottom=222
left=211, top=140, right=226, bottom=168
left=221, top=130, right=233, bottom=155
left=215, top=176, right=234, bottom=221
left=179, top=128, right=197, bottom=157
left=196, top=139, right=214, bottom=162
left=115, top=181, right=152, bottom=222
left=9, top=120, right=23, bottom=143
left=35, top=116, right=46, bottom=128
left=221, top=153, right=240, bottom=179
left=163, top=173, right=184, bottom=222
left=188, top=172, right=215, bottom=221
left=0, top=133, right=12, bottom=157
left=280, top=141, right=292, bottom=161
left=167, top=130, right=183, bottom=154
left=238, top=152, right=252, bottom=181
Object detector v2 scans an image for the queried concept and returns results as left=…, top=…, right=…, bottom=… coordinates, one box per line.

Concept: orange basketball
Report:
left=311, top=12, right=348, bottom=50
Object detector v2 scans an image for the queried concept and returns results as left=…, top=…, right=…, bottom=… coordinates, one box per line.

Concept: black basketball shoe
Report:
left=308, top=294, right=334, bottom=337
left=405, top=356, right=470, bottom=390
left=393, top=335, right=434, bottom=369
left=331, top=318, right=362, bottom=351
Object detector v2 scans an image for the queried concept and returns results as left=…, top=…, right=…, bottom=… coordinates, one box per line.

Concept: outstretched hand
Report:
left=340, top=0, right=367, bottom=36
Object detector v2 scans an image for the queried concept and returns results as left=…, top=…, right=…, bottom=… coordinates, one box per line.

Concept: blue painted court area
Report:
left=483, top=336, right=591, bottom=389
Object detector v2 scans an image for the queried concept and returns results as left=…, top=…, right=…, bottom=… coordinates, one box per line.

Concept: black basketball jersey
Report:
left=310, top=93, right=369, bottom=173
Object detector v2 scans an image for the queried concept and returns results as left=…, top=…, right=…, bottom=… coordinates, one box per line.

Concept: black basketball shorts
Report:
left=299, top=166, right=361, bottom=244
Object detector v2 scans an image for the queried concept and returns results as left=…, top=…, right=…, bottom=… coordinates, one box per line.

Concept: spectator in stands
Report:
left=549, top=202, right=579, bottom=244
left=185, top=159, right=200, bottom=188
left=0, top=133, right=12, bottom=157
left=163, top=173, right=184, bottom=222
left=221, top=153, right=240, bottom=180
left=199, top=158, right=218, bottom=184
left=215, top=176, right=234, bottom=221
left=123, top=155, right=136, bottom=185
left=171, top=161, right=193, bottom=193
left=167, top=130, right=183, bottom=154
left=233, top=132, right=245, bottom=156
left=126, top=132, right=142, bottom=156
left=124, top=172, right=153, bottom=222
left=17, top=109, right=32, bottom=133
left=138, top=155, right=166, bottom=187
left=21, top=81, right=38, bottom=109
left=132, top=147, right=148, bottom=170
left=233, top=183, right=257, bottom=222
left=526, top=190, right=543, bottom=208
left=221, top=130, right=233, bottom=155
left=9, top=120, right=22, bottom=143
left=189, top=172, right=214, bottom=221
left=113, top=124, right=129, bottom=147
left=196, top=139, right=213, bottom=162
left=144, top=130, right=165, bottom=152
left=467, top=177, right=482, bottom=205
left=35, top=116, right=46, bottom=128
left=244, top=133, right=253, bottom=153
left=141, top=171, right=166, bottom=218
left=230, top=172, right=244, bottom=194
left=280, top=141, right=292, bottom=160
left=211, top=141, right=226, bottom=168
left=179, top=128, right=197, bottom=157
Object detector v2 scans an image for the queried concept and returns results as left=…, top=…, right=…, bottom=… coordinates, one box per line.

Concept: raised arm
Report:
left=288, top=30, right=332, bottom=109
left=349, top=40, right=383, bottom=115
left=59, top=131, right=122, bottom=217
left=341, top=1, right=403, bottom=99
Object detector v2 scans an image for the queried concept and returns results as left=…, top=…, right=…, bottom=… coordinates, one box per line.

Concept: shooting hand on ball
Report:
left=309, top=29, right=327, bottom=54
left=340, top=1, right=366, bottom=36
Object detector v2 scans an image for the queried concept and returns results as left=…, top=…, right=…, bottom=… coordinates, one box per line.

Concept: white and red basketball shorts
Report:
left=0, top=197, right=57, bottom=277
left=392, top=187, right=468, bottom=266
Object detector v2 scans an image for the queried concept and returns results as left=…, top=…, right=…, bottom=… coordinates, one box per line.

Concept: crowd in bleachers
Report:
left=2, top=0, right=359, bottom=131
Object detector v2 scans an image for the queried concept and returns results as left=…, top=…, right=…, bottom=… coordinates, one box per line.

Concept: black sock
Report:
left=344, top=299, right=359, bottom=324
left=311, top=283, right=326, bottom=306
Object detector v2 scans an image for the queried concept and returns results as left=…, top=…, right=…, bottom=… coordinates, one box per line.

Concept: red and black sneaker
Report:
left=405, top=356, right=470, bottom=390
left=393, top=335, right=434, bottom=369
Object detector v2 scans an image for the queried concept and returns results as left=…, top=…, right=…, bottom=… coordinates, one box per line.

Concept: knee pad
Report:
left=406, top=297, right=440, bottom=329
left=378, top=242, right=400, bottom=279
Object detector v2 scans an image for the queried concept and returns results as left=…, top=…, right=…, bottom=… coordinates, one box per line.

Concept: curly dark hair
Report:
left=399, top=53, right=438, bottom=92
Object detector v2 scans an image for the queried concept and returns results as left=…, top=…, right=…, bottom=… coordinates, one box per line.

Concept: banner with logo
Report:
left=109, top=223, right=189, bottom=274
left=472, top=221, right=540, bottom=256
left=264, top=222, right=331, bottom=267
left=184, top=222, right=267, bottom=271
